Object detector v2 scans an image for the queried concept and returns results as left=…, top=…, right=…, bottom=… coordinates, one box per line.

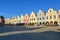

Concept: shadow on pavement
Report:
left=0, top=31, right=60, bottom=40
left=0, top=26, right=44, bottom=33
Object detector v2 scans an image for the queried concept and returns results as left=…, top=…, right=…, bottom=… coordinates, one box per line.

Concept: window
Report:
left=59, top=15, right=60, bottom=18
left=30, top=19, right=31, bottom=21
left=40, top=18, right=41, bottom=20
left=46, top=16, right=48, bottom=19
left=54, top=15, right=56, bottom=19
left=32, top=19, right=33, bottom=21
left=40, top=14, right=41, bottom=15
left=37, top=18, right=39, bottom=20
left=43, top=22, right=45, bottom=24
left=50, top=16, right=52, bottom=19
left=34, top=18, right=35, bottom=20
left=50, top=10, right=51, bottom=12
left=43, top=17, right=44, bottom=20
left=32, top=15, right=33, bottom=17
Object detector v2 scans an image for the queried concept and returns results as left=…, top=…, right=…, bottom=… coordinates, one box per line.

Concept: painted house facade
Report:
left=37, top=10, right=45, bottom=25
left=46, top=8, right=58, bottom=26
left=5, top=8, right=60, bottom=26
left=57, top=10, right=60, bottom=26
left=10, top=17, right=18, bottom=24
left=16, top=16, right=21, bottom=24
left=20, top=14, right=24, bottom=24
left=5, top=18, right=10, bottom=24
left=29, top=11, right=37, bottom=25
left=24, top=14, right=29, bottom=25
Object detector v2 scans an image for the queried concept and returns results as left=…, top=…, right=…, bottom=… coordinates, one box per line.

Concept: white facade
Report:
left=20, top=14, right=24, bottom=23
left=37, top=10, right=45, bottom=25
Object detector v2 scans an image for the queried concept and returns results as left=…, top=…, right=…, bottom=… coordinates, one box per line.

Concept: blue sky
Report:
left=0, top=0, right=60, bottom=18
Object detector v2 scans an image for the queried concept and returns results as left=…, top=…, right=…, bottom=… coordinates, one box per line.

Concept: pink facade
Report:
left=24, top=14, right=29, bottom=25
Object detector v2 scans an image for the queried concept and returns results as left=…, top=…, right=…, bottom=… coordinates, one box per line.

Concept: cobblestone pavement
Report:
left=0, top=26, right=60, bottom=40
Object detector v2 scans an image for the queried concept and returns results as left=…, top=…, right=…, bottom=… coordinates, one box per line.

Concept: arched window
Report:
left=48, top=8, right=53, bottom=12
left=50, top=10, right=51, bottom=12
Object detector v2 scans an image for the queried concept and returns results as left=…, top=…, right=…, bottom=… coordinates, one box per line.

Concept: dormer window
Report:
left=48, top=8, right=53, bottom=12
left=40, top=14, right=41, bottom=15
left=50, top=10, right=51, bottom=12
left=32, top=15, right=33, bottom=17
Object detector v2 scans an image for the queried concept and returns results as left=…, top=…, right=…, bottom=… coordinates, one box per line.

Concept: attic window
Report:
left=50, top=10, right=51, bottom=12
left=32, top=15, right=33, bottom=17
left=40, top=14, right=41, bottom=15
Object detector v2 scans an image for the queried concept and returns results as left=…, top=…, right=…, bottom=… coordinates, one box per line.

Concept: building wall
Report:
left=37, top=10, right=45, bottom=25
left=46, top=8, right=58, bottom=25
left=5, top=8, right=60, bottom=26
left=57, top=10, right=60, bottom=25
left=24, top=14, right=29, bottom=25
left=9, top=16, right=24, bottom=25
left=5, top=18, right=10, bottom=24
left=20, top=14, right=24, bottom=23
left=10, top=17, right=17, bottom=24
left=29, top=11, right=37, bottom=25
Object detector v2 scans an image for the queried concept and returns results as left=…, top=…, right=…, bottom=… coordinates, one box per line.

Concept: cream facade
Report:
left=10, top=17, right=18, bottom=24
left=29, top=11, right=37, bottom=25
left=57, top=10, right=60, bottom=26
left=46, top=8, right=58, bottom=25
left=10, top=15, right=24, bottom=24
left=5, top=18, right=10, bottom=24
left=5, top=15, right=24, bottom=25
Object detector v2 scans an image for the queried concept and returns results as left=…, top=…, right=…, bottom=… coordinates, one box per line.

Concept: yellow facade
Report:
left=46, top=8, right=58, bottom=25
left=29, top=11, right=36, bottom=25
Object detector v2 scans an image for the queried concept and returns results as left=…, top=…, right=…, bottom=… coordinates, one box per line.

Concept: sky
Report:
left=0, top=0, right=60, bottom=18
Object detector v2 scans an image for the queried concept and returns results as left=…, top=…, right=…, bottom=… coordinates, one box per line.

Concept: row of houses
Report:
left=5, top=8, right=60, bottom=26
